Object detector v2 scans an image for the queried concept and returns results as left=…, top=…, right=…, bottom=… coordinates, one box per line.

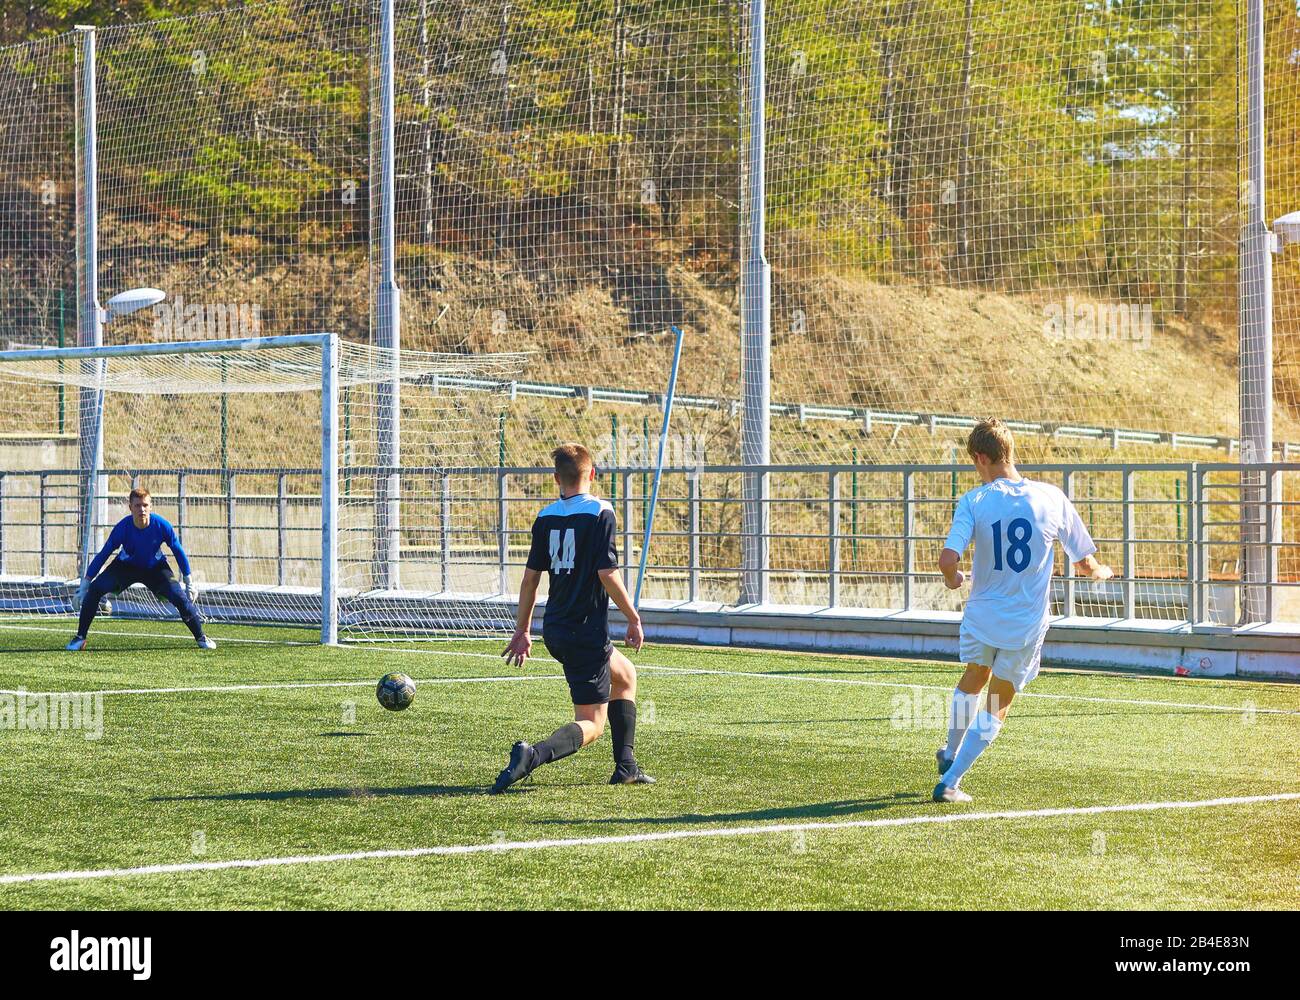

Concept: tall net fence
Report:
left=91, top=4, right=372, bottom=348
left=766, top=0, right=1248, bottom=466
left=0, top=34, right=76, bottom=353
left=0, top=1, right=1297, bottom=625
left=4, top=1, right=1297, bottom=466
left=1267, top=0, right=1300, bottom=446
left=382, top=0, right=743, bottom=469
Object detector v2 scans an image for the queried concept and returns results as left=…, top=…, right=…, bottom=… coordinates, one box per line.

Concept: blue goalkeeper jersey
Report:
left=86, top=514, right=192, bottom=580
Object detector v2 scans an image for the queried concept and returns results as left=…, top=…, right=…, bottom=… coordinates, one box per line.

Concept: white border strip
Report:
left=3, top=792, right=1296, bottom=886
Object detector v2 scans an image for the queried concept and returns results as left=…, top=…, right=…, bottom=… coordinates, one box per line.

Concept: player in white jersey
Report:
left=933, top=419, right=1112, bottom=803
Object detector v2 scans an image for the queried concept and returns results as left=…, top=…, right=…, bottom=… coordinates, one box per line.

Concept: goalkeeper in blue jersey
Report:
left=67, top=486, right=215, bottom=651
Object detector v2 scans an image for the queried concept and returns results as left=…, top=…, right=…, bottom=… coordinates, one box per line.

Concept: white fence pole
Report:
left=374, top=0, right=403, bottom=592
left=74, top=25, right=104, bottom=578
left=740, top=0, right=770, bottom=605
left=1240, top=0, right=1273, bottom=622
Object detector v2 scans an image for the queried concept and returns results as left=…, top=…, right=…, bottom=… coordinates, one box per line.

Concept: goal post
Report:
left=0, top=333, right=525, bottom=644
left=321, top=332, right=339, bottom=645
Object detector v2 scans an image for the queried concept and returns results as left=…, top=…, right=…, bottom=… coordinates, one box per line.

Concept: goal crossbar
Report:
left=0, top=332, right=336, bottom=365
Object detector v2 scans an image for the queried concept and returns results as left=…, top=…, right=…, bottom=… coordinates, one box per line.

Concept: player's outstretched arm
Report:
left=1073, top=553, right=1113, bottom=581
left=598, top=568, right=643, bottom=651
left=503, top=568, right=542, bottom=668
left=938, top=547, right=965, bottom=590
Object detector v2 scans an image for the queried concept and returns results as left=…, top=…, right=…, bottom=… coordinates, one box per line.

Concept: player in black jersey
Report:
left=491, top=443, right=655, bottom=793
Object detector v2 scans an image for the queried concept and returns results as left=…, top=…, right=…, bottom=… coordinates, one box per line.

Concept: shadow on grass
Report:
left=673, top=665, right=955, bottom=679
left=1014, top=708, right=1253, bottom=720
left=532, top=792, right=925, bottom=827
left=151, top=784, right=490, bottom=802
left=0, top=644, right=193, bottom=654
left=726, top=716, right=899, bottom=725
left=151, top=776, right=620, bottom=802
left=729, top=708, right=1239, bottom=726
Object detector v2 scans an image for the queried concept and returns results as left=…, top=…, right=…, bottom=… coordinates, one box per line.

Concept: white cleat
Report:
left=66, top=636, right=87, bottom=652
left=932, top=782, right=973, bottom=804
left=99, top=596, right=112, bottom=615
left=196, top=636, right=217, bottom=650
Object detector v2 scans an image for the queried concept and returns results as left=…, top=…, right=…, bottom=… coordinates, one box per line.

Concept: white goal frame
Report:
left=0, top=332, right=342, bottom=644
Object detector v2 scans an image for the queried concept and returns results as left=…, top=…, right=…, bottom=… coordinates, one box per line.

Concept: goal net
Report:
left=0, top=334, right=526, bottom=642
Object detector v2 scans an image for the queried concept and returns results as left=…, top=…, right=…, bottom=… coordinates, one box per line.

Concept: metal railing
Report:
left=0, top=462, right=1296, bottom=631
left=392, top=372, right=1300, bottom=461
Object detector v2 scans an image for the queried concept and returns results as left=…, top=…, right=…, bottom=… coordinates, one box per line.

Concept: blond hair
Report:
left=128, top=486, right=152, bottom=504
left=966, top=419, right=1014, bottom=464
left=552, top=442, right=594, bottom=488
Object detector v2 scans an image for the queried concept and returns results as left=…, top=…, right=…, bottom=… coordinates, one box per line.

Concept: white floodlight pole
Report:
left=321, top=333, right=340, bottom=644
left=374, top=0, right=402, bottom=591
left=75, top=25, right=105, bottom=578
left=740, top=0, right=770, bottom=606
left=1241, top=0, right=1273, bottom=623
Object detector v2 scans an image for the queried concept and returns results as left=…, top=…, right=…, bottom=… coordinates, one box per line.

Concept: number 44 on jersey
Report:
left=549, top=528, right=576, bottom=573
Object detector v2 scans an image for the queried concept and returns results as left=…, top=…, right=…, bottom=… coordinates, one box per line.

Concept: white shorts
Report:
left=958, top=627, right=1046, bottom=692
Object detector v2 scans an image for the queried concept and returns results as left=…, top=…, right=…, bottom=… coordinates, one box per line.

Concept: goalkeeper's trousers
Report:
left=78, top=561, right=204, bottom=641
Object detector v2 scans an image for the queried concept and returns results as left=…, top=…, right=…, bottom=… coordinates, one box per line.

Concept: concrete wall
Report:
left=613, top=601, right=1300, bottom=681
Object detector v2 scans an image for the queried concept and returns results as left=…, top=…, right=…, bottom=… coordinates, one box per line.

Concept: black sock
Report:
left=531, top=722, right=584, bottom=768
left=608, top=699, right=637, bottom=769
left=76, top=592, right=101, bottom=638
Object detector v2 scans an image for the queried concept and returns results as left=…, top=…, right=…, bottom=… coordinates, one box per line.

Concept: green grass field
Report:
left=0, top=617, right=1296, bottom=910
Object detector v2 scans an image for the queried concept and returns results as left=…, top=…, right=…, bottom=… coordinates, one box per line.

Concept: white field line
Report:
left=1, top=621, right=1296, bottom=716
left=2, top=792, right=1296, bottom=887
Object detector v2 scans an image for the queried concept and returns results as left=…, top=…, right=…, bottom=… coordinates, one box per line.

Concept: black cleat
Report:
left=610, top=764, right=656, bottom=785
left=490, top=740, right=536, bottom=794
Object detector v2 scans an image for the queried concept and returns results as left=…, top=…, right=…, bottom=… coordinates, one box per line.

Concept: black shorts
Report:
left=98, top=560, right=179, bottom=600
left=542, top=624, right=612, bottom=705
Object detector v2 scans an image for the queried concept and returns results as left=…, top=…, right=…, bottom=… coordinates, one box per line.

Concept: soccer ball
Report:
left=376, top=672, right=416, bottom=711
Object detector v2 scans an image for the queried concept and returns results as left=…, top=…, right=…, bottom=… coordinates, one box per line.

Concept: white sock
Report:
left=944, top=688, right=980, bottom=760
left=942, top=710, right=1003, bottom=789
